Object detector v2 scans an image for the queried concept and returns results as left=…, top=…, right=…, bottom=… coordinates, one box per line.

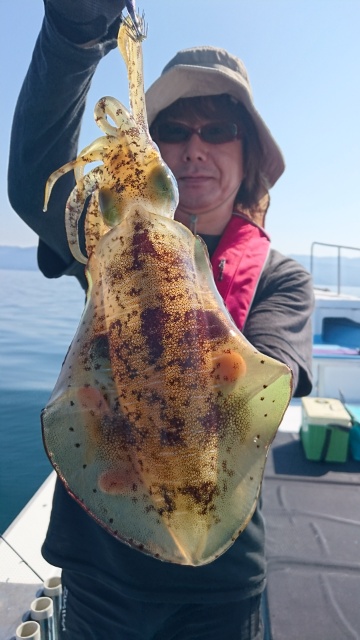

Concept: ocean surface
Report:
left=0, top=269, right=84, bottom=533
left=1, top=268, right=360, bottom=534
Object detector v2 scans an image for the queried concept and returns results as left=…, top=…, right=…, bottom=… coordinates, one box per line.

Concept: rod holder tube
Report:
left=43, top=576, right=62, bottom=639
left=16, top=620, right=41, bottom=639
left=30, top=596, right=55, bottom=640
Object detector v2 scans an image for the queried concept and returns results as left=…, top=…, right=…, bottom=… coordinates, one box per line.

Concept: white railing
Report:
left=310, top=242, right=360, bottom=295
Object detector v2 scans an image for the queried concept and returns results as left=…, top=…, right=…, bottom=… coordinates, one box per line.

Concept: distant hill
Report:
left=0, top=246, right=38, bottom=270
left=289, top=254, right=360, bottom=287
left=0, top=246, right=359, bottom=287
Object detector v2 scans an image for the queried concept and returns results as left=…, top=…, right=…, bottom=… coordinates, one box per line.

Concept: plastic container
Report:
left=301, top=397, right=352, bottom=462
left=344, top=404, right=360, bottom=461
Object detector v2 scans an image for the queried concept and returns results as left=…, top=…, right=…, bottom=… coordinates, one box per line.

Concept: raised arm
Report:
left=8, top=0, right=127, bottom=289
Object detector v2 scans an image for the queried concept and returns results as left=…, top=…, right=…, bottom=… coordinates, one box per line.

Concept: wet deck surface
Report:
left=262, top=431, right=360, bottom=640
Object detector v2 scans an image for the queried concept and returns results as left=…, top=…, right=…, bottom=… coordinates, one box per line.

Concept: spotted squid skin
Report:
left=42, top=204, right=292, bottom=565
left=41, top=16, right=293, bottom=565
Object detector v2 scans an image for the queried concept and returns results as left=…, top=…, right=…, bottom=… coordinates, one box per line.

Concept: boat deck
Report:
left=1, top=403, right=360, bottom=639
left=0, top=474, right=60, bottom=640
left=262, top=429, right=360, bottom=640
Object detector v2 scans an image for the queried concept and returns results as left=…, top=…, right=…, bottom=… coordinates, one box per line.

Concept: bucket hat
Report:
left=146, top=46, right=285, bottom=188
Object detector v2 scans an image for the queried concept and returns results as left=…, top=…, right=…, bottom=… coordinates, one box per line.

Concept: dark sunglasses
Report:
left=152, top=121, right=241, bottom=145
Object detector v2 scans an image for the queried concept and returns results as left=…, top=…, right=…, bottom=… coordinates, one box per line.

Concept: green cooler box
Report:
left=345, top=404, right=360, bottom=461
left=301, top=397, right=352, bottom=462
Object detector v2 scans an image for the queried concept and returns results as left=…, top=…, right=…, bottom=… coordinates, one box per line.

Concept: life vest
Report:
left=211, top=213, right=271, bottom=330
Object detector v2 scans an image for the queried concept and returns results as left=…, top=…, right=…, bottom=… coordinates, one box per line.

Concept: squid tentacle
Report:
left=43, top=11, right=155, bottom=263
left=94, top=97, right=133, bottom=135
left=72, top=136, right=116, bottom=177
left=72, top=136, right=118, bottom=187
left=118, top=16, right=148, bottom=132
left=43, top=139, right=112, bottom=212
left=65, top=166, right=104, bottom=264
left=43, top=161, right=76, bottom=213
left=84, top=190, right=110, bottom=260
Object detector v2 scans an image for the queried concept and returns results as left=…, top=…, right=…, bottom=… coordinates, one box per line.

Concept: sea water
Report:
left=0, top=269, right=84, bottom=533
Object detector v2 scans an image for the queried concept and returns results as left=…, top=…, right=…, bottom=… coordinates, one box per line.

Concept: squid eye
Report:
left=149, top=165, right=177, bottom=205
left=99, top=187, right=119, bottom=227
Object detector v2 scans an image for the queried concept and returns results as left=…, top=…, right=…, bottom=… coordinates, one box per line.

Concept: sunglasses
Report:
left=152, top=121, right=241, bottom=145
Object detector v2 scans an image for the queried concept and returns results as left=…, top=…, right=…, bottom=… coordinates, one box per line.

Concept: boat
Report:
left=311, top=243, right=360, bottom=403
left=262, top=243, right=360, bottom=640
left=1, top=243, right=360, bottom=640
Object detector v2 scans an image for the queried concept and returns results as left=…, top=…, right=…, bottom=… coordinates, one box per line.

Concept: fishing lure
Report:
left=41, top=15, right=292, bottom=566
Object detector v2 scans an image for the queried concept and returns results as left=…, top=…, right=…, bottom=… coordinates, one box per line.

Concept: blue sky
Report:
left=1, top=0, right=360, bottom=256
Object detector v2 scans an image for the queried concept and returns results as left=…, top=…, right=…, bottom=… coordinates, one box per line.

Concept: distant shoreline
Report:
left=0, top=246, right=38, bottom=271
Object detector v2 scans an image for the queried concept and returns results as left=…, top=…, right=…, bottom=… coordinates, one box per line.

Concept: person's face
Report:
left=156, top=117, right=244, bottom=234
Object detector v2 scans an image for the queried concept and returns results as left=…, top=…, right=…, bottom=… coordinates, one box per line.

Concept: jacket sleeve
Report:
left=243, top=250, right=314, bottom=397
left=7, top=12, right=118, bottom=289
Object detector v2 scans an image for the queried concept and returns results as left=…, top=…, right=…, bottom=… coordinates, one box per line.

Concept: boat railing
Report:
left=310, top=242, right=360, bottom=296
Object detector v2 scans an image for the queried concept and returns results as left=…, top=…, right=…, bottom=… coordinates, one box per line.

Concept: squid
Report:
left=41, top=15, right=292, bottom=566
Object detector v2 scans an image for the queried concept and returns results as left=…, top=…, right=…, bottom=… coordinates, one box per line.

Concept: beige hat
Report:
left=146, top=46, right=285, bottom=188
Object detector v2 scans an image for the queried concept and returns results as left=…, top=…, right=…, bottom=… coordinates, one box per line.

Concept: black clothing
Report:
left=59, top=570, right=263, bottom=639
